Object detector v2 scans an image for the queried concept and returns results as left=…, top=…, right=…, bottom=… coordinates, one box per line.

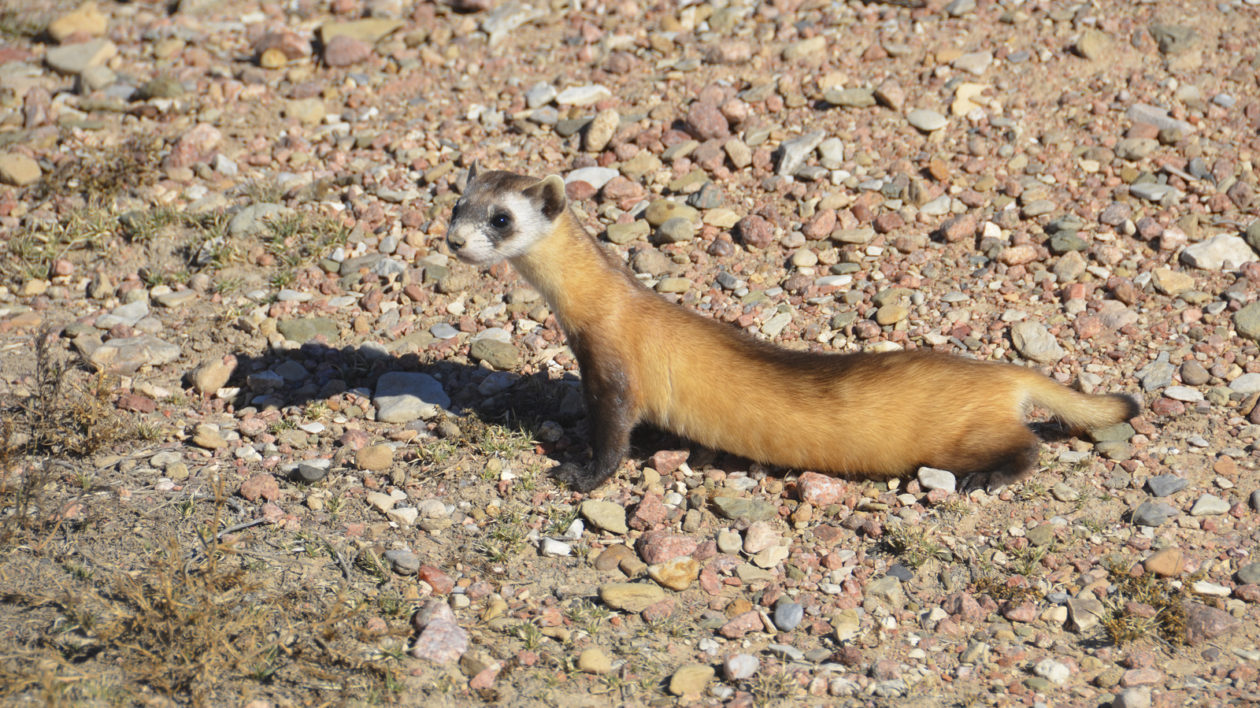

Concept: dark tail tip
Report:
left=1113, top=393, right=1140, bottom=421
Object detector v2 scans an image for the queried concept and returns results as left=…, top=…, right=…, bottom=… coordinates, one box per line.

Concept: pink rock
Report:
left=239, top=473, right=280, bottom=502
left=640, top=597, right=675, bottom=623
left=166, top=123, right=222, bottom=168
left=1002, top=601, right=1037, bottom=623
left=650, top=449, right=688, bottom=474
left=735, top=215, right=774, bottom=249
left=938, top=213, right=977, bottom=242
left=1120, top=668, right=1163, bottom=687
left=719, top=610, right=763, bottom=639
left=685, top=101, right=729, bottom=141
left=943, top=592, right=982, bottom=623
left=411, top=599, right=468, bottom=664
left=324, top=34, right=371, bottom=67
left=636, top=530, right=697, bottom=564
left=803, top=209, right=836, bottom=240
left=469, top=666, right=499, bottom=689
left=629, top=493, right=668, bottom=530
left=1184, top=602, right=1239, bottom=645
left=1234, top=584, right=1260, bottom=603
left=797, top=472, right=846, bottom=506
left=254, top=29, right=310, bottom=59
left=998, top=244, right=1039, bottom=266
left=260, top=503, right=285, bottom=523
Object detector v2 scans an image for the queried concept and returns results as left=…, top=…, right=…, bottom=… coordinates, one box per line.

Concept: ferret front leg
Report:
left=555, top=351, right=638, bottom=493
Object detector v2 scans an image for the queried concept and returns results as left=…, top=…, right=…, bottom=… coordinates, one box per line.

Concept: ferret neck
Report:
left=509, top=211, right=629, bottom=332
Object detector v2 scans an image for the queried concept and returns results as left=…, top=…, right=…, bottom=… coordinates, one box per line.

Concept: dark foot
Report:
left=553, top=463, right=606, bottom=493
left=960, top=467, right=1033, bottom=494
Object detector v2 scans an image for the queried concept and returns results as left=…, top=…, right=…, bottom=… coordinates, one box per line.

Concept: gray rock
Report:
left=383, top=549, right=420, bottom=574
left=1237, top=563, right=1260, bottom=585
left=1245, top=221, right=1260, bottom=252
left=917, top=467, right=956, bottom=493
left=864, top=576, right=905, bottom=611
left=1236, top=302, right=1260, bottom=342
left=777, top=131, right=826, bottom=176
left=481, top=2, right=546, bottom=45
left=565, top=166, right=619, bottom=190
left=1253, top=489, right=1260, bottom=512
left=1179, top=361, right=1210, bottom=386
left=1145, top=474, right=1188, bottom=497
left=1010, top=321, right=1065, bottom=363
left=818, top=138, right=845, bottom=168
left=1033, top=658, right=1070, bottom=685
left=277, top=317, right=338, bottom=343
left=656, top=217, right=695, bottom=244
left=1067, top=596, right=1104, bottom=632
left=1181, top=234, right=1258, bottom=270
left=1138, top=352, right=1174, bottom=391
left=96, top=299, right=150, bottom=329
left=1116, top=138, right=1158, bottom=161
left=1150, top=23, right=1197, bottom=55
left=46, top=38, right=117, bottom=75
left=1132, top=501, right=1179, bottom=527
left=87, top=335, right=180, bottom=373
left=1163, top=386, right=1203, bottom=402
left=773, top=602, right=804, bottom=631
left=1126, top=104, right=1195, bottom=136
left=1114, top=687, right=1151, bottom=708
left=296, top=458, right=331, bottom=483
left=1091, top=423, right=1135, bottom=443
left=712, top=496, right=777, bottom=522
left=1130, top=182, right=1180, bottom=203
left=374, top=372, right=450, bottom=423
left=906, top=109, right=947, bottom=132
left=1229, top=373, right=1260, bottom=394
left=1190, top=494, right=1230, bottom=516
left=430, top=323, right=459, bottom=339
left=469, top=339, right=519, bottom=370
left=945, top=0, right=975, bottom=16
left=524, top=81, right=556, bottom=108
left=1184, top=602, right=1239, bottom=645
left=579, top=500, right=628, bottom=535
left=605, top=221, right=649, bottom=245
left=228, top=203, right=291, bottom=238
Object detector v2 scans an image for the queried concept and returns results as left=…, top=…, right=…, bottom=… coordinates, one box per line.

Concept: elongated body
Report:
left=446, top=166, right=1138, bottom=492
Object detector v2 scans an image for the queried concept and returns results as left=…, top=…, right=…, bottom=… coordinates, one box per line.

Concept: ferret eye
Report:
left=491, top=212, right=511, bottom=229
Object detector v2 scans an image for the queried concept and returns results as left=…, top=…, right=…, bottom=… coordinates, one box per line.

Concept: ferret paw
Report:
left=553, top=463, right=603, bottom=493
left=960, top=468, right=1032, bottom=494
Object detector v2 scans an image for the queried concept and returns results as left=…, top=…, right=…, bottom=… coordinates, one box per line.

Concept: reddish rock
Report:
left=418, top=565, right=455, bottom=594
left=1120, top=668, right=1163, bottom=687
left=640, top=596, right=676, bottom=623
left=565, top=180, right=597, bottom=201
left=650, top=449, right=689, bottom=474
left=685, top=101, right=729, bottom=140
left=116, top=392, right=156, bottom=413
left=601, top=176, right=644, bottom=201
left=636, top=531, right=697, bottom=564
left=735, top=215, right=775, bottom=249
left=873, top=211, right=904, bottom=234
left=411, top=599, right=468, bottom=664
left=469, top=666, right=499, bottom=690
left=629, top=493, right=668, bottom=530
left=719, top=610, right=762, bottom=639
left=255, top=30, right=310, bottom=59
left=1002, top=601, right=1037, bottom=623
left=803, top=209, right=836, bottom=240
left=998, top=244, right=1039, bottom=265
left=324, top=35, right=372, bottom=67
left=239, top=473, right=280, bottom=502
left=943, top=592, right=982, bottom=622
left=938, top=213, right=978, bottom=242
left=1184, top=602, right=1239, bottom=645
left=165, top=123, right=222, bottom=168
left=1234, top=584, right=1260, bottom=602
left=797, top=472, right=846, bottom=506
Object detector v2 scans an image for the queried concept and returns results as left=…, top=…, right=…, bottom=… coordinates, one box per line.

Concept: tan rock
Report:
left=356, top=444, right=394, bottom=471
left=577, top=648, right=612, bottom=674
left=668, top=664, right=715, bottom=698
left=189, top=355, right=236, bottom=395
left=0, top=154, right=41, bottom=187
left=648, top=557, right=699, bottom=591
left=1143, top=547, right=1184, bottom=577
left=598, top=582, right=665, bottom=612
left=48, top=1, right=107, bottom=43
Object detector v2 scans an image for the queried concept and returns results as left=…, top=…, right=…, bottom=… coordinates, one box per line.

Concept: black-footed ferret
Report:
left=444, top=164, right=1138, bottom=493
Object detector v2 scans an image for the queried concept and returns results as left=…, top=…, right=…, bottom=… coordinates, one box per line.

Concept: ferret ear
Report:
left=466, top=160, right=480, bottom=182
left=524, top=174, right=567, bottom=220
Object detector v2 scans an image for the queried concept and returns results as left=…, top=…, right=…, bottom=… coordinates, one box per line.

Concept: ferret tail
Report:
left=1018, top=370, right=1139, bottom=431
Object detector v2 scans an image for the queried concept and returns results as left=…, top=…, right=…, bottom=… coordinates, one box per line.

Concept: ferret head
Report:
left=446, top=163, right=567, bottom=265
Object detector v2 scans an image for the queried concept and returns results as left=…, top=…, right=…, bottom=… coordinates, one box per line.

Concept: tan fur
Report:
left=448, top=169, right=1138, bottom=491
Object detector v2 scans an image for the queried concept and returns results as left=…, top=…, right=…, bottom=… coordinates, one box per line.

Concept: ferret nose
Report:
left=448, top=230, right=466, bottom=248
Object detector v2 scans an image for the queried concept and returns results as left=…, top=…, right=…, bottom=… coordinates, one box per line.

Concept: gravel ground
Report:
left=1, top=0, right=1260, bottom=705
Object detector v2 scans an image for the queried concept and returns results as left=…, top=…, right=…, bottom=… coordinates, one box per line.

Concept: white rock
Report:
left=917, top=467, right=956, bottom=493
left=1033, top=658, right=1070, bottom=685
left=1181, top=234, right=1258, bottom=270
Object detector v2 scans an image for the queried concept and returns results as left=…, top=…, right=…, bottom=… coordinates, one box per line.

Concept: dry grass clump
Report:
left=1101, top=560, right=1191, bottom=646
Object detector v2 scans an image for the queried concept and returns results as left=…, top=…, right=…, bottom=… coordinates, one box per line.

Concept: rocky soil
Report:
left=2, top=0, right=1260, bottom=705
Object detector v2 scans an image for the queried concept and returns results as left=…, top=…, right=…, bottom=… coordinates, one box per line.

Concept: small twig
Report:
left=216, top=517, right=268, bottom=541
left=320, top=535, right=354, bottom=579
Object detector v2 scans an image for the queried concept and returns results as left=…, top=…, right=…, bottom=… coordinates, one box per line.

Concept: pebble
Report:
left=411, top=599, right=468, bottom=664
left=1145, top=474, right=1188, bottom=497
left=598, top=583, right=665, bottom=612
left=96, top=299, right=150, bottom=329
left=580, top=500, right=628, bottom=535
left=46, top=38, right=116, bottom=75
left=383, top=549, right=420, bottom=574
left=1010, top=321, right=1065, bottom=363
left=906, top=109, right=947, bottom=132
left=577, top=648, right=612, bottom=674
left=1180, top=234, right=1257, bottom=270
left=469, top=339, right=519, bottom=370
left=1237, top=563, right=1260, bottom=585
left=88, top=335, right=181, bottom=373
left=773, top=601, right=804, bottom=631
left=276, top=317, right=338, bottom=343
left=1033, top=658, right=1070, bottom=685
left=565, top=166, right=618, bottom=190
left=1113, top=687, right=1151, bottom=708
left=296, top=458, right=331, bottom=483
left=656, top=217, right=695, bottom=243
left=540, top=538, right=571, bottom=556
left=1131, top=501, right=1178, bottom=527
left=648, top=557, right=699, bottom=591
left=1189, top=494, right=1230, bottom=516
left=824, top=87, right=876, bottom=108
left=356, top=444, right=393, bottom=471
left=584, top=109, right=620, bottom=152
left=555, top=84, right=611, bottom=106
left=192, top=423, right=227, bottom=450
left=1229, top=373, right=1260, bottom=394
left=229, top=203, right=291, bottom=238
left=915, top=467, right=956, bottom=494
left=1236, top=303, right=1260, bottom=341
left=374, top=372, right=450, bottom=423
left=1130, top=183, right=1179, bottom=203
left=712, top=496, right=776, bottom=521
left=1143, top=547, right=1184, bottom=576
left=0, top=154, right=41, bottom=186
left=723, top=653, right=759, bottom=681
left=776, top=131, right=826, bottom=176
left=669, top=664, right=714, bottom=698
left=1163, top=386, right=1203, bottom=402
left=1184, top=602, right=1239, bottom=645
left=524, top=81, right=556, bottom=108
